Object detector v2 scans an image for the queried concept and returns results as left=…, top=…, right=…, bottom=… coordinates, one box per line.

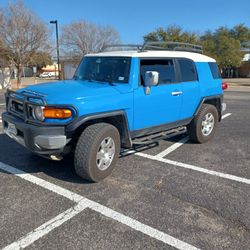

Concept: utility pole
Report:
left=50, top=20, right=60, bottom=80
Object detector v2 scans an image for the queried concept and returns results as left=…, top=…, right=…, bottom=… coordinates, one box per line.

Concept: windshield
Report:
left=74, top=56, right=131, bottom=83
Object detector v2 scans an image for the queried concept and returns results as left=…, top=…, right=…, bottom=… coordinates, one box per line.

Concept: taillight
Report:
left=222, top=82, right=228, bottom=90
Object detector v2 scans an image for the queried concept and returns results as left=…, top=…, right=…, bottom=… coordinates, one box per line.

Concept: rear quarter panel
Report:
left=195, top=62, right=223, bottom=98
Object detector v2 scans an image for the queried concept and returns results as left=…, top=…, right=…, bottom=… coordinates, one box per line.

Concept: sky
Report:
left=0, top=0, right=250, bottom=43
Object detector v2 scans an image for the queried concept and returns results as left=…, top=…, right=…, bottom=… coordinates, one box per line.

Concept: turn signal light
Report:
left=43, top=108, right=72, bottom=119
left=222, top=82, right=228, bottom=90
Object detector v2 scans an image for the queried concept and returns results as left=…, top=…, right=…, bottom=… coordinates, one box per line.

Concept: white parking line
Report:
left=3, top=202, right=89, bottom=250
left=221, top=113, right=232, bottom=119
left=0, top=103, right=5, bottom=106
left=0, top=162, right=199, bottom=250
left=136, top=152, right=250, bottom=185
left=136, top=113, right=250, bottom=185
left=0, top=113, right=233, bottom=249
left=156, top=113, right=232, bottom=158
left=155, top=136, right=189, bottom=158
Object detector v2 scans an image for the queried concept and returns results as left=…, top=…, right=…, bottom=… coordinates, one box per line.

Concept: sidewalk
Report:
left=223, top=78, right=250, bottom=87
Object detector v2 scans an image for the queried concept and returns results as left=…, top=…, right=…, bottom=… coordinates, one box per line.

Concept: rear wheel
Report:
left=74, top=123, right=120, bottom=182
left=187, top=104, right=218, bottom=143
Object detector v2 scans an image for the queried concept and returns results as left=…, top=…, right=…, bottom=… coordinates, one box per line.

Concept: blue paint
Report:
left=18, top=56, right=222, bottom=131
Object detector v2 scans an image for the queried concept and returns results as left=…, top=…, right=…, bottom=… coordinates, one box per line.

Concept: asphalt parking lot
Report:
left=0, top=88, right=250, bottom=250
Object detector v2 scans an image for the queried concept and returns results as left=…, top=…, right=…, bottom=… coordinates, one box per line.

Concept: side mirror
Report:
left=145, top=71, right=159, bottom=86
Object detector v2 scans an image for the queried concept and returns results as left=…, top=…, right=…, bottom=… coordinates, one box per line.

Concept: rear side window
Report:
left=209, top=62, right=221, bottom=79
left=140, top=59, right=176, bottom=85
left=177, top=59, right=198, bottom=82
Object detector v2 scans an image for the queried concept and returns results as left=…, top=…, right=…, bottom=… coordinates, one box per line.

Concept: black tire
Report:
left=74, top=123, right=120, bottom=182
left=187, top=104, right=218, bottom=143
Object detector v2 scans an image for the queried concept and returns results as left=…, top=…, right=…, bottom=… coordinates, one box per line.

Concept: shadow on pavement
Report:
left=0, top=134, right=90, bottom=185
left=0, top=131, right=193, bottom=184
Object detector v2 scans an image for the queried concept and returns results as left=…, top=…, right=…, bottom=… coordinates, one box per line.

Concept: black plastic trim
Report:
left=195, top=94, right=223, bottom=120
left=130, top=117, right=192, bottom=139
left=66, top=110, right=132, bottom=148
left=2, top=112, right=65, bottom=154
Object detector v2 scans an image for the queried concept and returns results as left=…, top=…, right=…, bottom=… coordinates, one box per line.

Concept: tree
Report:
left=0, top=51, right=13, bottom=90
left=200, top=27, right=244, bottom=72
left=144, top=25, right=198, bottom=44
left=61, top=20, right=120, bottom=57
left=29, top=52, right=52, bottom=71
left=144, top=24, right=248, bottom=73
left=0, top=1, right=50, bottom=88
left=230, top=24, right=250, bottom=43
left=0, top=13, right=11, bottom=89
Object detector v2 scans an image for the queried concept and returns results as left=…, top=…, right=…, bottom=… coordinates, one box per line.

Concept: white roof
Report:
left=87, top=50, right=216, bottom=62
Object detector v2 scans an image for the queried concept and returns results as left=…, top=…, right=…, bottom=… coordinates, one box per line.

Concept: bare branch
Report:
left=0, top=1, right=50, bottom=87
left=60, top=20, right=120, bottom=57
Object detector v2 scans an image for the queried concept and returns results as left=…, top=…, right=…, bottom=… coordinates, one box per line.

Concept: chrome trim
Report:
left=171, top=91, right=183, bottom=96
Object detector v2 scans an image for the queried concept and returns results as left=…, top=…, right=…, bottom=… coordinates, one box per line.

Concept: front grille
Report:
left=6, top=90, right=46, bottom=121
left=9, top=99, right=25, bottom=119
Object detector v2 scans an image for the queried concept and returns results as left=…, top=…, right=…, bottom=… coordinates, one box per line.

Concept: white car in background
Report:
left=39, top=72, right=54, bottom=78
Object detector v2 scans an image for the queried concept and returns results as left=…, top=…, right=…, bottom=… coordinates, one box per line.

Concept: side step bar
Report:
left=132, top=127, right=187, bottom=145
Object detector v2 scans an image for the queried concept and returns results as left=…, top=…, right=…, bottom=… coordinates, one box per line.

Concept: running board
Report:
left=132, top=127, right=187, bottom=145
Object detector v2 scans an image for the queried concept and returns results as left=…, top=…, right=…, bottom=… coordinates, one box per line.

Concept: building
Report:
left=239, top=42, right=250, bottom=77
left=61, top=57, right=81, bottom=80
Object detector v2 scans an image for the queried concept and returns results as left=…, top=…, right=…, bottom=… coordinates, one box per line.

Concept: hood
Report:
left=19, top=80, right=132, bottom=104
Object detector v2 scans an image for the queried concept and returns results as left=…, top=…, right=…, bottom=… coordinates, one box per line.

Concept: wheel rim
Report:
left=201, top=112, right=214, bottom=136
left=96, top=137, right=115, bottom=171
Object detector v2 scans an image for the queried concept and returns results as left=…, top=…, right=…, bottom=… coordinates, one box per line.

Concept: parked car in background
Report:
left=39, top=72, right=54, bottom=78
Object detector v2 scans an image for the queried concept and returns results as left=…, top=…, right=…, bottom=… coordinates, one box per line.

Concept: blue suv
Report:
left=2, top=43, right=227, bottom=182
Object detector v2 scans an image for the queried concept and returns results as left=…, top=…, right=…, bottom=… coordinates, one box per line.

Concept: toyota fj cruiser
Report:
left=2, top=42, right=227, bottom=182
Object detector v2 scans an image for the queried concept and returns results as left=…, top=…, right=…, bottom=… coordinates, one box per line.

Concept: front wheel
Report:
left=74, top=123, right=120, bottom=182
left=187, top=104, right=218, bottom=143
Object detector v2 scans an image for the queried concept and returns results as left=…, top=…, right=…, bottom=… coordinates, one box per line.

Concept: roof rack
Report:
left=101, top=42, right=203, bottom=54
left=141, top=41, right=203, bottom=54
left=102, top=44, right=142, bottom=52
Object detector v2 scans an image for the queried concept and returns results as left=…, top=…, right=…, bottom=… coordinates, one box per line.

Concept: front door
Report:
left=133, top=59, right=182, bottom=130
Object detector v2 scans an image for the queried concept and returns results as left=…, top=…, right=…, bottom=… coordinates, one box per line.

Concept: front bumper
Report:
left=2, top=112, right=68, bottom=156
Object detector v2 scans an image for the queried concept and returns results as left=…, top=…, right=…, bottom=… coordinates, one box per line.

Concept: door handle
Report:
left=171, top=91, right=183, bottom=96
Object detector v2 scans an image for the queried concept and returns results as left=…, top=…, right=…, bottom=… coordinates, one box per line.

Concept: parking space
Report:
left=0, top=89, right=250, bottom=249
left=0, top=170, right=74, bottom=249
left=25, top=208, right=173, bottom=250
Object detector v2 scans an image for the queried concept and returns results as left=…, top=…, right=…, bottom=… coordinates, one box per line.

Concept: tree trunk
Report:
left=16, top=64, right=22, bottom=88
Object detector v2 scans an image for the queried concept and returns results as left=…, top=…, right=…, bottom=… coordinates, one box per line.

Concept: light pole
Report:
left=50, top=20, right=60, bottom=80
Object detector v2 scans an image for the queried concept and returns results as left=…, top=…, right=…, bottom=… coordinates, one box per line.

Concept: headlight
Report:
left=32, top=106, right=72, bottom=121
left=33, top=106, right=44, bottom=121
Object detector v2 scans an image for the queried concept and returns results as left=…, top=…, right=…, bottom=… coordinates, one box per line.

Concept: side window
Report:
left=140, top=59, right=176, bottom=85
left=178, top=59, right=198, bottom=82
left=209, top=62, right=221, bottom=79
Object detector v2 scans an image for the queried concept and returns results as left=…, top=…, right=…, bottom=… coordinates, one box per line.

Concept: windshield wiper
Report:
left=95, top=78, right=116, bottom=86
left=83, top=77, right=93, bottom=82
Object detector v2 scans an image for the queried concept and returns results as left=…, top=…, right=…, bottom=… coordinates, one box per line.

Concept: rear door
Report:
left=176, top=58, right=200, bottom=119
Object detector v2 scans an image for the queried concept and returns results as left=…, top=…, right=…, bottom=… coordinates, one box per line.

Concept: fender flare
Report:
left=65, top=110, right=132, bottom=148
left=194, top=95, right=223, bottom=121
